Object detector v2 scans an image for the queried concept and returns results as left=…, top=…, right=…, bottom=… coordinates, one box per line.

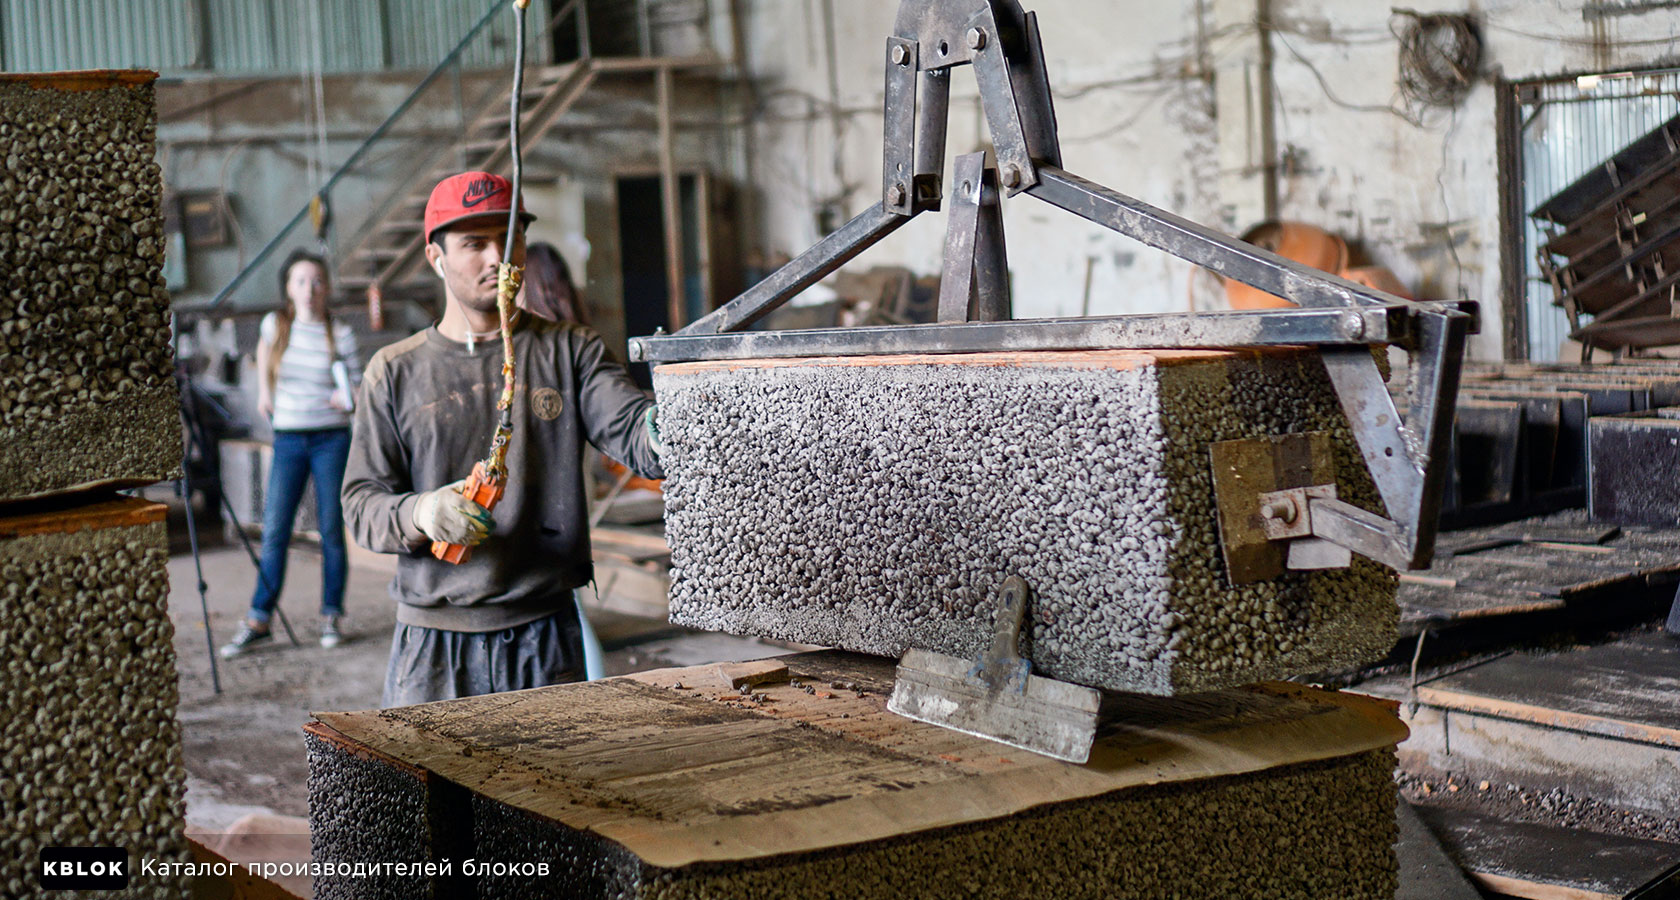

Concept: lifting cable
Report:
left=431, top=0, right=531, bottom=564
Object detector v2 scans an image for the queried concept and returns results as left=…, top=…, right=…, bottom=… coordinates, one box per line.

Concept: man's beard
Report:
left=457, top=279, right=501, bottom=313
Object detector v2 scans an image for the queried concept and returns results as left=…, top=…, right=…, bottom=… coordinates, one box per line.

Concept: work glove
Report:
left=645, top=406, right=665, bottom=457
left=411, top=480, right=494, bottom=547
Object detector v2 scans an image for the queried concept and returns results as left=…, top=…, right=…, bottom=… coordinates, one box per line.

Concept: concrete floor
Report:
left=165, top=530, right=789, bottom=836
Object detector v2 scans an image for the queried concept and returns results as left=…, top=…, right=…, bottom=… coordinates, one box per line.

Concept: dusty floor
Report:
left=166, top=528, right=790, bottom=833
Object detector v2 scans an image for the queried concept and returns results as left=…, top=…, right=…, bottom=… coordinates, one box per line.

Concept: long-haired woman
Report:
left=517, top=242, right=590, bottom=326
left=222, top=249, right=360, bottom=657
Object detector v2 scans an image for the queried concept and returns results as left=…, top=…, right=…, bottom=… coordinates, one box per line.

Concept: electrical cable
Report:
left=1484, top=20, right=1680, bottom=47
left=1273, top=31, right=1427, bottom=127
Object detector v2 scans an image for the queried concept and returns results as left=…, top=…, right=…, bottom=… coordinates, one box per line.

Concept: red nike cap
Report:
left=424, top=171, right=536, bottom=244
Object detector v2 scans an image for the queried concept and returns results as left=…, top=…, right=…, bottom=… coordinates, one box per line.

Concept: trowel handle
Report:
left=987, top=576, right=1030, bottom=661
left=430, top=461, right=506, bottom=565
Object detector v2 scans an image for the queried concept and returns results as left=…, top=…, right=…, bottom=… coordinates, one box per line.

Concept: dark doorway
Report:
left=617, top=173, right=704, bottom=387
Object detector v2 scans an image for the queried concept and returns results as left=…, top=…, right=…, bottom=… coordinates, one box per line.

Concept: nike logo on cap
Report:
left=461, top=176, right=503, bottom=208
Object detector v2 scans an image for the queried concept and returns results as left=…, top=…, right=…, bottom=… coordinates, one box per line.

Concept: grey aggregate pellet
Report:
left=0, top=517, right=191, bottom=898
left=655, top=351, right=1397, bottom=694
left=0, top=77, right=181, bottom=501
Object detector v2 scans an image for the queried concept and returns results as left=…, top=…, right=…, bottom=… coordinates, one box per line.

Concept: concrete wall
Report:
left=730, top=0, right=1680, bottom=360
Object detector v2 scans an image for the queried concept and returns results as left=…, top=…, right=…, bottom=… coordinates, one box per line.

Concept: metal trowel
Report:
left=888, top=576, right=1102, bottom=763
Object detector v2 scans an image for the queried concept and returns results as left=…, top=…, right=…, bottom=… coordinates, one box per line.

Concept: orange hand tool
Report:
left=430, top=461, right=507, bottom=564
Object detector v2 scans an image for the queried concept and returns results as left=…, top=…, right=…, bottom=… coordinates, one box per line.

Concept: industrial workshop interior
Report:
left=8, top=0, right=1680, bottom=897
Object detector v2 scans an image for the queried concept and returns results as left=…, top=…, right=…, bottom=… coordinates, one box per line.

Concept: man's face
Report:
left=426, top=221, right=528, bottom=313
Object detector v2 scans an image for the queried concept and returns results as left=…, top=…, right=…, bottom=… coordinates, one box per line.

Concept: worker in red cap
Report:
left=343, top=171, right=664, bottom=706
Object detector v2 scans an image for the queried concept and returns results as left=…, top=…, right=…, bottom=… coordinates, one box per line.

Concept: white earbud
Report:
left=432, top=258, right=446, bottom=279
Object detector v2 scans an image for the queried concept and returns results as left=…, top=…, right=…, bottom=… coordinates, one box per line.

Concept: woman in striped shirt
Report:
left=222, top=249, right=361, bottom=657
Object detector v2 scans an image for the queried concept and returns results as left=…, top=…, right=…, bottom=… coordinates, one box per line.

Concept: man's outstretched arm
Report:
left=341, top=356, right=428, bottom=553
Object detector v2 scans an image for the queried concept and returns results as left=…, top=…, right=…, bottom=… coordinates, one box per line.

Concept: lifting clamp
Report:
left=630, top=0, right=1477, bottom=574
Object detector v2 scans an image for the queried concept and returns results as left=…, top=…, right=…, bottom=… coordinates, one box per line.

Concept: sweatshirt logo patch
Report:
left=532, top=387, right=564, bottom=420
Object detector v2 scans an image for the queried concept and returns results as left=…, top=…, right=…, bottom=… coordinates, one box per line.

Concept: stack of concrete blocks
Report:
left=304, top=653, right=1406, bottom=900
left=0, top=70, right=189, bottom=897
left=654, top=349, right=1398, bottom=695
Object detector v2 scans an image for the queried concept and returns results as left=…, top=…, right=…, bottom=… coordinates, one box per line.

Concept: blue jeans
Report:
left=249, top=428, right=351, bottom=623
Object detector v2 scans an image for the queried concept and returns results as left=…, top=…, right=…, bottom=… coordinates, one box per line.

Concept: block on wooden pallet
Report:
left=0, top=71, right=180, bottom=502
left=654, top=349, right=1396, bottom=695
left=304, top=727, right=466, bottom=900
left=308, top=651, right=1407, bottom=900
left=0, top=498, right=190, bottom=897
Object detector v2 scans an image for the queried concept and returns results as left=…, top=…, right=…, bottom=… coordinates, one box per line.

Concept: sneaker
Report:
left=320, top=616, right=343, bottom=649
left=220, top=622, right=272, bottom=659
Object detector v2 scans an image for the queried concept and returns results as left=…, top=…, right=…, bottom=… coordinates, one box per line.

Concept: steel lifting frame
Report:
left=629, top=0, right=1478, bottom=572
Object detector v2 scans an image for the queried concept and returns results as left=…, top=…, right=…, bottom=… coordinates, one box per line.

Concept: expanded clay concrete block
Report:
left=0, top=499, right=190, bottom=898
left=470, top=750, right=1400, bottom=900
left=655, top=349, right=1397, bottom=695
left=305, top=725, right=468, bottom=900
left=0, top=72, right=180, bottom=502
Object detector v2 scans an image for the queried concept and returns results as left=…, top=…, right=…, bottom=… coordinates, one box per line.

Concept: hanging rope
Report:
left=1392, top=9, right=1482, bottom=109
left=430, top=0, right=532, bottom=564
left=485, top=0, right=530, bottom=482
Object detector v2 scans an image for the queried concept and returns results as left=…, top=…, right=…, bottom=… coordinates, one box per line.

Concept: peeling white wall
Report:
left=732, top=0, right=1680, bottom=360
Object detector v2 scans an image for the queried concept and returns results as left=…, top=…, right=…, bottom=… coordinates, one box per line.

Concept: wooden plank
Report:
left=0, top=69, right=157, bottom=90
left=1414, top=804, right=1679, bottom=900
left=312, top=651, right=1406, bottom=869
left=1416, top=634, right=1680, bottom=748
left=591, top=525, right=670, bottom=559
left=654, top=347, right=1303, bottom=375
left=1398, top=587, right=1565, bottom=627
left=0, top=496, right=165, bottom=539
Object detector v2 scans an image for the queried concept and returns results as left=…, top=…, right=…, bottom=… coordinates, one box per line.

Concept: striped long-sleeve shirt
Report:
left=262, top=312, right=361, bottom=431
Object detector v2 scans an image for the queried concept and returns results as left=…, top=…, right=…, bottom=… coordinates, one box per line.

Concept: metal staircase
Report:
left=196, top=0, right=729, bottom=319
left=334, top=60, right=600, bottom=299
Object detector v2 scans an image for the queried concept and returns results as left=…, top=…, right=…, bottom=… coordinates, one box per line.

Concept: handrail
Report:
left=198, top=0, right=516, bottom=312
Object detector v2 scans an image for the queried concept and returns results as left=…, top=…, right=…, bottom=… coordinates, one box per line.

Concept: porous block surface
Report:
left=654, top=350, right=1397, bottom=694
left=306, top=729, right=455, bottom=900
left=309, top=651, right=1406, bottom=900
left=0, top=498, right=190, bottom=897
left=0, top=72, right=180, bottom=501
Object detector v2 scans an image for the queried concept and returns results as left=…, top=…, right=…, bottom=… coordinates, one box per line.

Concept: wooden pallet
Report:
left=310, top=651, right=1405, bottom=871
left=1415, top=805, right=1679, bottom=900
left=1417, top=633, right=1680, bottom=752
left=1398, top=512, right=1680, bottom=635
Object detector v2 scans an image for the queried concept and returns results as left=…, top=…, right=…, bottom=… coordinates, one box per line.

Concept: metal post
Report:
left=972, top=164, right=1009, bottom=321
left=657, top=66, right=685, bottom=330
left=937, top=153, right=985, bottom=322
left=577, top=0, right=591, bottom=59
left=637, top=0, right=653, bottom=56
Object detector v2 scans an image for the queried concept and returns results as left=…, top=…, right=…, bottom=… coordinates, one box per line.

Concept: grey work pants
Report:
left=381, top=605, right=585, bottom=708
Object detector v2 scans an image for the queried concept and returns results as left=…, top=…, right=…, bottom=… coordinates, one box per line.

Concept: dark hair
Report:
left=519, top=242, right=589, bottom=326
left=264, top=249, right=335, bottom=394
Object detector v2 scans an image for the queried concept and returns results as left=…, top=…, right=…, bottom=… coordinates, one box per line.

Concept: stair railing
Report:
left=193, top=0, right=588, bottom=313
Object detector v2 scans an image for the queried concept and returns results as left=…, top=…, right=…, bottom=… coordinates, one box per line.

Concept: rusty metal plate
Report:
left=1208, top=432, right=1337, bottom=585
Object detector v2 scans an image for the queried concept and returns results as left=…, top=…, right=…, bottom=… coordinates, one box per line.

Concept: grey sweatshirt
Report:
left=342, top=316, right=662, bottom=632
